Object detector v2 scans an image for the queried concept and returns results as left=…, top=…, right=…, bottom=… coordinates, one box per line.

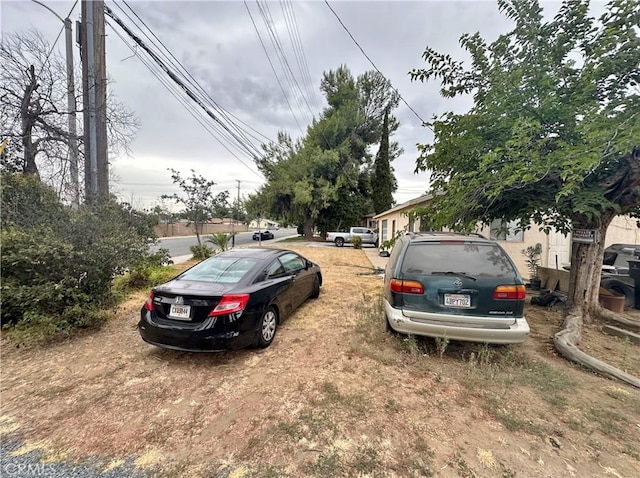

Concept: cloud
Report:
left=6, top=0, right=585, bottom=210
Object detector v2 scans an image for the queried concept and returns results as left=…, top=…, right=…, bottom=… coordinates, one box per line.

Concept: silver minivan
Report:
left=383, top=232, right=530, bottom=344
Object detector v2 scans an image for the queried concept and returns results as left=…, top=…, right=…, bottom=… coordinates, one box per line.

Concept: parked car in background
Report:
left=139, top=248, right=322, bottom=351
left=253, top=230, right=274, bottom=241
left=326, top=227, right=378, bottom=247
left=382, top=232, right=529, bottom=344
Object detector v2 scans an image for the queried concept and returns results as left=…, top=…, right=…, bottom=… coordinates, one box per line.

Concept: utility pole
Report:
left=232, top=180, right=241, bottom=248
left=30, top=0, right=79, bottom=208
left=65, top=16, right=80, bottom=209
left=80, top=0, right=108, bottom=200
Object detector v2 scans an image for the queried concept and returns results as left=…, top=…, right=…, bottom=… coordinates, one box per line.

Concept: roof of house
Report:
left=373, top=193, right=432, bottom=219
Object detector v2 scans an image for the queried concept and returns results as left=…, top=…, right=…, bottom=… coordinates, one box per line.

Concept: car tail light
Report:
left=493, top=285, right=526, bottom=300
left=390, top=279, right=424, bottom=294
left=208, top=294, right=250, bottom=316
left=144, top=291, right=154, bottom=311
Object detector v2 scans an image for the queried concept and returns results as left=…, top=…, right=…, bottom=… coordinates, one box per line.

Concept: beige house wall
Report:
left=374, top=196, right=639, bottom=281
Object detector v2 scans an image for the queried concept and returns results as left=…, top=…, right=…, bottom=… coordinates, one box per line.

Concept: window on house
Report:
left=381, top=220, right=388, bottom=242
left=490, top=219, right=524, bottom=241
left=392, top=220, right=396, bottom=237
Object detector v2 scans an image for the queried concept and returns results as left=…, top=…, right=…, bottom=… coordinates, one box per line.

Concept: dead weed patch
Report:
left=1, top=245, right=639, bottom=477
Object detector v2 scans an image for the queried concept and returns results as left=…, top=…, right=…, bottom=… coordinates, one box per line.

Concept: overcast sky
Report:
left=1, top=0, right=605, bottom=212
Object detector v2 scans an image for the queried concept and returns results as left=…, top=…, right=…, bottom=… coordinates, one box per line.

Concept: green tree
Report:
left=162, top=169, right=230, bottom=248
left=410, top=0, right=640, bottom=386
left=251, top=66, right=400, bottom=238
left=372, top=108, right=396, bottom=214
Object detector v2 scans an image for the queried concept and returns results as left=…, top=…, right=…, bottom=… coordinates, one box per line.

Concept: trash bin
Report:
left=628, top=260, right=640, bottom=310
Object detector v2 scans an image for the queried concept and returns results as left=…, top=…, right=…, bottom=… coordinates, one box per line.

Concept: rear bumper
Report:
left=384, top=300, right=529, bottom=344
left=138, top=311, right=255, bottom=352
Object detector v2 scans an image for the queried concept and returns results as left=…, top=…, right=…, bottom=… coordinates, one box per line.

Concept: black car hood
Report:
left=155, top=280, right=235, bottom=296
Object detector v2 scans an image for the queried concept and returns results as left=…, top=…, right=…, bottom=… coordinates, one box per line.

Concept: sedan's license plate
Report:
left=444, top=294, right=471, bottom=308
left=169, top=304, right=191, bottom=320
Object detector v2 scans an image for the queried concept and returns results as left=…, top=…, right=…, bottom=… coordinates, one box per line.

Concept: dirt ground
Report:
left=1, top=245, right=639, bottom=477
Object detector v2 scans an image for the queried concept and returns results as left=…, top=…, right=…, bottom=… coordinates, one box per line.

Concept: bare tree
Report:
left=0, top=30, right=138, bottom=202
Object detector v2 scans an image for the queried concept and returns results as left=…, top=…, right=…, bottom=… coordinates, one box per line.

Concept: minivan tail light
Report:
left=390, top=279, right=424, bottom=294
left=208, top=294, right=250, bottom=316
left=144, top=291, right=154, bottom=311
left=493, top=285, right=526, bottom=300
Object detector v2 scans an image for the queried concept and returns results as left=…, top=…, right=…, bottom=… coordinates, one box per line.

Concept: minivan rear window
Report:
left=401, top=243, right=517, bottom=277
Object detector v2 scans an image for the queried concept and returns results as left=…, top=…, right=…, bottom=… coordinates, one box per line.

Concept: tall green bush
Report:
left=0, top=172, right=161, bottom=344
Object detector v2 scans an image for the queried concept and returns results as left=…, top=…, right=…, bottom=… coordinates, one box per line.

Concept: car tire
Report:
left=257, top=306, right=278, bottom=348
left=601, top=278, right=634, bottom=308
left=310, top=275, right=320, bottom=299
left=335, top=237, right=345, bottom=247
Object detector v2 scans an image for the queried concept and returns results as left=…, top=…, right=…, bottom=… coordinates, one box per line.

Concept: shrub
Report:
left=206, top=232, right=234, bottom=252
left=112, top=264, right=178, bottom=296
left=190, top=244, right=213, bottom=259
left=0, top=172, right=162, bottom=344
left=351, top=235, right=363, bottom=249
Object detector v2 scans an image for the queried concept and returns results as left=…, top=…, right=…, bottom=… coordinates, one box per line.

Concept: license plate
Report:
left=444, top=294, right=471, bottom=308
left=169, top=304, right=191, bottom=320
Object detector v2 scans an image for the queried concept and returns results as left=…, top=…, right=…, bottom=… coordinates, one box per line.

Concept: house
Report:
left=373, top=195, right=639, bottom=279
left=248, top=219, right=279, bottom=230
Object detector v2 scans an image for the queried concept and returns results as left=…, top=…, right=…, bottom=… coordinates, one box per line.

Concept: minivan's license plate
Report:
left=444, top=294, right=471, bottom=308
left=169, top=304, right=191, bottom=320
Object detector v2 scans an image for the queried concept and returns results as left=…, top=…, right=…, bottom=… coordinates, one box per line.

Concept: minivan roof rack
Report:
left=404, top=231, right=488, bottom=240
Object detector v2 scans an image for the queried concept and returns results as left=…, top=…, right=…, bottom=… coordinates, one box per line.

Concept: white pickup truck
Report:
left=325, top=227, right=379, bottom=247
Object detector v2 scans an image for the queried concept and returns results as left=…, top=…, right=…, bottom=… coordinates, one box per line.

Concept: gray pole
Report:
left=232, top=180, right=240, bottom=248
left=64, top=17, right=79, bottom=209
left=85, top=0, right=99, bottom=195
left=30, top=1, right=80, bottom=208
left=94, top=0, right=108, bottom=197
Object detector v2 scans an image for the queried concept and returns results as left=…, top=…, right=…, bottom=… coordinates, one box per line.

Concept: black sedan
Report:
left=252, top=230, right=274, bottom=241
left=138, top=248, right=322, bottom=351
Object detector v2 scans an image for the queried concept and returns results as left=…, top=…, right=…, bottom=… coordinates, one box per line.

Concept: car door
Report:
left=259, top=259, right=295, bottom=316
left=280, top=252, right=313, bottom=308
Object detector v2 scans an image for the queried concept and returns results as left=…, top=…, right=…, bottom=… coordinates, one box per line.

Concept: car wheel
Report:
left=601, top=279, right=633, bottom=308
left=335, top=237, right=345, bottom=247
left=257, top=306, right=278, bottom=348
left=310, top=275, right=320, bottom=299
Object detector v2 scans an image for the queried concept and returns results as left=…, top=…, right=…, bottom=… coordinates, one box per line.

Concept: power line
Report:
left=113, top=1, right=264, bottom=158
left=256, top=0, right=315, bottom=125
left=119, top=0, right=273, bottom=153
left=323, top=0, right=429, bottom=128
left=281, top=0, right=322, bottom=113
left=105, top=19, right=265, bottom=180
left=104, top=5, right=266, bottom=179
left=244, top=0, right=306, bottom=136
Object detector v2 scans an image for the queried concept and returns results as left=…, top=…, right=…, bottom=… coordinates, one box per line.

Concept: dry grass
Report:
left=1, top=245, right=639, bottom=477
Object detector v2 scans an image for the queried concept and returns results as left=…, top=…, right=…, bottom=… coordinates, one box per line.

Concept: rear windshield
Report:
left=178, top=256, right=258, bottom=284
left=401, top=242, right=517, bottom=278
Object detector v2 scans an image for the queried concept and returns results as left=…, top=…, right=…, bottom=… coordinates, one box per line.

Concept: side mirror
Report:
left=379, top=250, right=390, bottom=258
